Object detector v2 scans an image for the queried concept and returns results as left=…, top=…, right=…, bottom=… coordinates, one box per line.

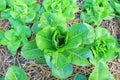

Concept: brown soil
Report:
left=0, top=0, right=120, bottom=80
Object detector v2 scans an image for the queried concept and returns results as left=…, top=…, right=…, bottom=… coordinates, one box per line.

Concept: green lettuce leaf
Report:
left=89, top=61, right=115, bottom=80
left=45, top=56, right=73, bottom=79
left=74, top=74, right=87, bottom=80
left=38, top=12, right=66, bottom=30
left=0, top=0, right=6, bottom=11
left=21, top=40, right=44, bottom=59
left=4, top=66, right=28, bottom=80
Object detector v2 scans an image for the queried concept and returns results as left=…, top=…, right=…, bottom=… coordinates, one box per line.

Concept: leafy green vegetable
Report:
left=68, top=48, right=93, bottom=66
left=4, top=66, right=28, bottom=80
left=0, top=30, right=4, bottom=44
left=1, top=0, right=42, bottom=23
left=21, top=40, right=44, bottom=59
left=69, top=23, right=95, bottom=44
left=0, top=26, right=31, bottom=55
left=38, top=12, right=66, bottom=31
left=31, top=22, right=39, bottom=34
left=74, top=74, right=87, bottom=80
left=34, top=56, right=46, bottom=64
left=1, top=29, right=21, bottom=55
left=0, top=77, right=4, bottom=80
left=0, top=0, right=6, bottom=11
left=36, top=23, right=94, bottom=78
left=0, top=19, right=31, bottom=55
left=89, top=61, right=115, bottom=80
left=80, top=0, right=115, bottom=26
left=45, top=56, right=73, bottom=79
left=91, top=27, right=118, bottom=63
left=109, top=0, right=120, bottom=22
left=43, top=0, right=78, bottom=22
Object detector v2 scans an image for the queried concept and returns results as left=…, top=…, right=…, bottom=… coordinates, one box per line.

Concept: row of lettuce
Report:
left=0, top=0, right=120, bottom=80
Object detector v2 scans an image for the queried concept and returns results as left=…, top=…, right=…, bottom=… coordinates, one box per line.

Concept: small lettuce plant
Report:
left=80, top=0, right=115, bottom=26
left=89, top=27, right=119, bottom=80
left=1, top=0, right=42, bottom=23
left=43, top=0, right=78, bottom=22
left=22, top=23, right=95, bottom=79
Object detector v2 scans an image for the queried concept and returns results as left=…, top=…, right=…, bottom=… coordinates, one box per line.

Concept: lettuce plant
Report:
left=80, top=0, right=115, bottom=26
left=1, top=0, right=42, bottom=23
left=43, top=0, right=78, bottom=23
left=0, top=19, right=31, bottom=56
left=91, top=27, right=118, bottom=63
left=36, top=23, right=94, bottom=78
left=22, top=23, right=95, bottom=79
left=89, top=27, right=119, bottom=80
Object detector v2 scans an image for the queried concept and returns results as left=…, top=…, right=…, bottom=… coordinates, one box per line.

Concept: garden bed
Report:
left=0, top=0, right=120, bottom=80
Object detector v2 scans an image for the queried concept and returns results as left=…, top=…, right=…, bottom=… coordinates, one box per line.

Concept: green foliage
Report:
left=80, top=0, right=115, bottom=26
left=43, top=0, right=78, bottom=22
left=21, top=40, right=44, bottom=59
left=38, top=12, right=66, bottom=30
left=0, top=78, right=4, bottom=80
left=1, top=0, right=42, bottom=23
left=4, top=66, right=28, bottom=80
left=0, top=0, right=120, bottom=80
left=0, top=20, right=31, bottom=55
left=109, top=0, right=120, bottom=22
left=45, top=56, right=73, bottom=79
left=3, top=29, right=21, bottom=55
left=0, top=30, right=4, bottom=43
left=34, top=57, right=46, bottom=64
left=89, top=61, right=115, bottom=80
left=36, top=23, right=94, bottom=78
left=91, top=27, right=118, bottom=63
left=69, top=23, right=95, bottom=44
left=0, top=0, right=6, bottom=11
left=74, top=74, right=87, bottom=80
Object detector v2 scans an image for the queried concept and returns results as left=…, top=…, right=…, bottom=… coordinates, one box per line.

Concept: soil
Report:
left=0, top=0, right=120, bottom=80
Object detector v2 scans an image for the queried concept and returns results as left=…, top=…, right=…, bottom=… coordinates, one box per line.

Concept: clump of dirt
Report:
left=0, top=20, right=10, bottom=31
